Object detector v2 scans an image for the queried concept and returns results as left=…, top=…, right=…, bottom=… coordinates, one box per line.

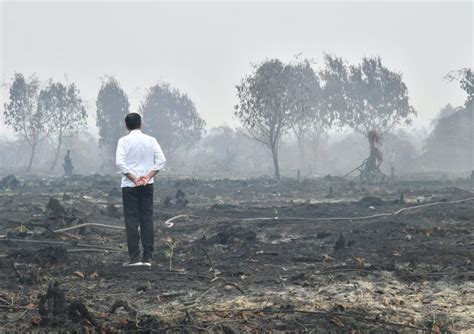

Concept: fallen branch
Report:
left=67, top=248, right=122, bottom=253
left=75, top=243, right=123, bottom=251
left=238, top=197, right=474, bottom=222
left=0, top=238, right=70, bottom=246
left=53, top=223, right=125, bottom=233
left=52, top=215, right=196, bottom=232
left=164, top=214, right=199, bottom=228
left=0, top=238, right=123, bottom=252
left=162, top=197, right=473, bottom=224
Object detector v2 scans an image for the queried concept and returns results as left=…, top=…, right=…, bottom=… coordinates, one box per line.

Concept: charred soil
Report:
left=0, top=175, right=473, bottom=332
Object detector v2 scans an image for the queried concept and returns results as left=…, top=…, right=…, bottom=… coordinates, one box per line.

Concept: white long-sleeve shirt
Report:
left=116, top=129, right=166, bottom=188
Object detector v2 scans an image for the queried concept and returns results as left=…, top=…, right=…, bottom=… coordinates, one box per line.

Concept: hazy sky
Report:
left=1, top=1, right=472, bottom=138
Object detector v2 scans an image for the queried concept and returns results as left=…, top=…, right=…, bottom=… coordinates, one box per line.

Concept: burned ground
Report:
left=0, top=175, right=473, bottom=332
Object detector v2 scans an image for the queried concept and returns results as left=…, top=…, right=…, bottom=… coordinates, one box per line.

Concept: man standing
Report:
left=63, top=149, right=74, bottom=177
left=116, top=113, right=166, bottom=267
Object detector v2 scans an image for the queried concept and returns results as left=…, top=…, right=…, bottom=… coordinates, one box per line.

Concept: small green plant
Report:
left=16, top=223, right=28, bottom=234
left=165, top=238, right=177, bottom=271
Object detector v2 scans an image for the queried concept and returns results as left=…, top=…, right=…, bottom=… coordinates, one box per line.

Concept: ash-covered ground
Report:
left=0, top=175, right=473, bottom=332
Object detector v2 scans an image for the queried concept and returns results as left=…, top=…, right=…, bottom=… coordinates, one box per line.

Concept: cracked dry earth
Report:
left=0, top=175, right=473, bottom=332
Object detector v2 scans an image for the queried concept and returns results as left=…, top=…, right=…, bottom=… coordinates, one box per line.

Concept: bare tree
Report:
left=39, top=81, right=87, bottom=171
left=235, top=59, right=291, bottom=180
left=4, top=74, right=51, bottom=172
left=235, top=59, right=293, bottom=180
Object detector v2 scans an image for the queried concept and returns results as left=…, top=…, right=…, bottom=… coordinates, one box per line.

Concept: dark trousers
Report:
left=122, top=184, right=154, bottom=261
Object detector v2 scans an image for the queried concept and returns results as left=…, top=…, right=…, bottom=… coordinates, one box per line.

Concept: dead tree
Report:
left=344, top=131, right=386, bottom=184
left=321, top=55, right=416, bottom=184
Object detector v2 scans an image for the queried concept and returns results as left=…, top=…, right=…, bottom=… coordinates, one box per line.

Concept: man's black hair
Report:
left=125, top=113, right=142, bottom=130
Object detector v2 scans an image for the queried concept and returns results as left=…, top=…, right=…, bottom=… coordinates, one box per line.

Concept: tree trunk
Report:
left=367, top=137, right=377, bottom=170
left=311, top=132, right=321, bottom=175
left=312, top=145, right=318, bottom=174
left=361, top=134, right=378, bottom=182
left=296, top=134, right=305, bottom=173
left=50, top=131, right=63, bottom=172
left=271, top=146, right=280, bottom=180
left=26, top=142, right=37, bottom=172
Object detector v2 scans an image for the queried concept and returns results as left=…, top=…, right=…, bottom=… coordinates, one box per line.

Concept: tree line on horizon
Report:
left=2, top=56, right=473, bottom=178
left=235, top=55, right=418, bottom=180
left=3, top=75, right=206, bottom=173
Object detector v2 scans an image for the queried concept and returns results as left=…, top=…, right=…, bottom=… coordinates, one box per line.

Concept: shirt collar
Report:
left=129, top=129, right=142, bottom=135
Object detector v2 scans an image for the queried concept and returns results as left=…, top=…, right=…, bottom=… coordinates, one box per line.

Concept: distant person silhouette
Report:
left=63, top=149, right=74, bottom=177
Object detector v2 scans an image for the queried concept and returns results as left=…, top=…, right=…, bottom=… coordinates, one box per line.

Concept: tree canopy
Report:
left=286, top=58, right=333, bottom=172
left=321, top=55, right=416, bottom=137
left=4, top=74, right=50, bottom=171
left=139, top=83, right=205, bottom=156
left=446, top=68, right=473, bottom=109
left=38, top=81, right=87, bottom=171
left=96, top=77, right=129, bottom=153
left=424, top=68, right=474, bottom=171
left=424, top=107, right=473, bottom=170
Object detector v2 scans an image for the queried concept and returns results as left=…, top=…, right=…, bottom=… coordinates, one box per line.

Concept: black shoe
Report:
left=142, top=254, right=152, bottom=267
